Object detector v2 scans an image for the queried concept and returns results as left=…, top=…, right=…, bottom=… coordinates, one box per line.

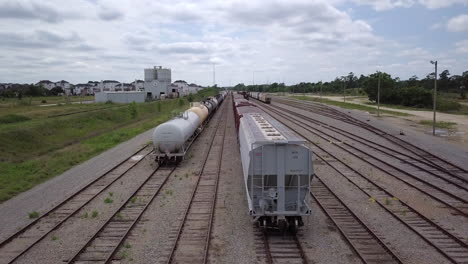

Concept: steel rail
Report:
left=311, top=177, right=403, bottom=264
left=67, top=166, right=175, bottom=263
left=166, top=98, right=228, bottom=264
left=275, top=97, right=468, bottom=181
left=258, top=101, right=468, bottom=264
left=259, top=103, right=468, bottom=217
left=0, top=144, right=151, bottom=264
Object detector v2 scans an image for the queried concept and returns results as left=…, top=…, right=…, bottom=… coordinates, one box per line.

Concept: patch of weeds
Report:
left=108, top=192, right=113, bottom=197
left=119, top=250, right=129, bottom=259
left=104, top=197, right=114, bottom=203
left=116, top=213, right=123, bottom=219
left=419, top=120, right=457, bottom=129
left=52, top=235, right=58, bottom=241
left=91, top=210, right=99, bottom=218
left=368, top=197, right=376, bottom=203
left=124, top=242, right=132, bottom=248
left=165, top=189, right=173, bottom=196
left=385, top=197, right=392, bottom=205
left=130, top=197, right=137, bottom=203
left=82, top=212, right=89, bottom=219
left=185, top=173, right=189, bottom=178
left=28, top=211, right=39, bottom=219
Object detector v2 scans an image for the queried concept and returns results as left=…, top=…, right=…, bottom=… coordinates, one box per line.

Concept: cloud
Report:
left=351, top=0, right=468, bottom=10
left=98, top=7, right=124, bottom=21
left=0, top=30, right=96, bottom=51
left=447, top=14, right=468, bottom=32
left=156, top=42, right=210, bottom=54
left=0, top=0, right=65, bottom=23
left=352, top=0, right=414, bottom=11
left=418, top=0, right=468, bottom=9
left=455, top=39, right=468, bottom=53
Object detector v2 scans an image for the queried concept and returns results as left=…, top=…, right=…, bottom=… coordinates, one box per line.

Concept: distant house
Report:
left=75, top=83, right=91, bottom=95
left=98, top=80, right=120, bottom=92
left=36, top=80, right=55, bottom=90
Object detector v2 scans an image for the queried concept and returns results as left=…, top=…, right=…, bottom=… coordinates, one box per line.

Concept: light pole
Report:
left=343, top=78, right=346, bottom=102
left=377, top=71, right=381, bottom=117
left=320, top=80, right=322, bottom=100
left=430, top=60, right=437, bottom=136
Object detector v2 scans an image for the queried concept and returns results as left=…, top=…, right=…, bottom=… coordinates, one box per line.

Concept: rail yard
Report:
left=0, top=91, right=467, bottom=264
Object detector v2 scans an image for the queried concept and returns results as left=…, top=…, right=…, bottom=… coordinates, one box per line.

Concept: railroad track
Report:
left=260, top=103, right=468, bottom=217
left=312, top=177, right=402, bottom=264
left=67, top=166, right=175, bottom=263
left=0, top=144, right=152, bottom=264
left=257, top=102, right=468, bottom=264
left=254, top=228, right=308, bottom=264
left=275, top=97, right=468, bottom=182
left=166, top=98, right=228, bottom=264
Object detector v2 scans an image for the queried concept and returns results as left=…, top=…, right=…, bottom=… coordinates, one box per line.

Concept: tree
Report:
left=362, top=72, right=396, bottom=102
left=439, top=70, right=450, bottom=92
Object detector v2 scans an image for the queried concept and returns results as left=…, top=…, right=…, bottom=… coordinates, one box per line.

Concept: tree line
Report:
left=233, top=70, right=467, bottom=110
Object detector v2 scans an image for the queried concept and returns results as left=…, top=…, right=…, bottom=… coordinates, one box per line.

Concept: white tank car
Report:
left=152, top=111, right=200, bottom=157
left=187, top=103, right=209, bottom=126
left=235, top=97, right=314, bottom=233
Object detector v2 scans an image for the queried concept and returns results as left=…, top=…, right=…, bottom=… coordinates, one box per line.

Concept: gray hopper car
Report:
left=234, top=95, right=314, bottom=233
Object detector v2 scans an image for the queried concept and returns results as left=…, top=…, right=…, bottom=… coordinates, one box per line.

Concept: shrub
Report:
left=437, top=98, right=461, bottom=111
left=0, top=114, right=31, bottom=124
left=28, top=211, right=39, bottom=218
left=129, top=102, right=138, bottom=118
left=400, top=87, right=432, bottom=108
left=41, top=100, right=47, bottom=104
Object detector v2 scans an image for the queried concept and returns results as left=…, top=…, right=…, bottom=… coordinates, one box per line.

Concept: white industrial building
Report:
left=95, top=91, right=146, bottom=103
left=143, top=66, right=172, bottom=99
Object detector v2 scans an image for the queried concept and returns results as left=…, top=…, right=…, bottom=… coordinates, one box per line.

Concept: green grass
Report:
left=419, top=120, right=457, bottom=129
left=0, top=89, right=218, bottom=202
left=104, top=197, right=114, bottom=204
left=91, top=210, right=99, bottom=218
left=289, top=96, right=410, bottom=116
left=0, top=96, right=95, bottom=106
left=28, top=211, right=39, bottom=218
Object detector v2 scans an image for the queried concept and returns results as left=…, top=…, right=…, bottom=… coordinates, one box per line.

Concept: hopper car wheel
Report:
left=289, top=219, right=299, bottom=234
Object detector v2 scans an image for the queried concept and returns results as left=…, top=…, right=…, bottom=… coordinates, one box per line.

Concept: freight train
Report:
left=233, top=94, right=314, bottom=233
left=152, top=91, right=227, bottom=164
left=248, top=92, right=271, bottom=104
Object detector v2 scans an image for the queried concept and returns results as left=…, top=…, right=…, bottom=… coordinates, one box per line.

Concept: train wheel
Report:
left=289, top=219, right=299, bottom=234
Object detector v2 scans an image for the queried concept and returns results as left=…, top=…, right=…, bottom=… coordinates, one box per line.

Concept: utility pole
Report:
left=377, top=72, right=381, bottom=117
left=343, top=79, right=346, bottom=102
left=431, top=60, right=438, bottom=136
left=320, top=80, right=323, bottom=100
left=213, top=64, right=216, bottom=86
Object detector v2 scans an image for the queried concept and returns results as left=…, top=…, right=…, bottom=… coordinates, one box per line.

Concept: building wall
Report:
left=95, top=92, right=145, bottom=103
left=143, top=66, right=172, bottom=99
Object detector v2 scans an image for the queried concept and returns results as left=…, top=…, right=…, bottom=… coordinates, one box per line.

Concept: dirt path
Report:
left=296, top=94, right=468, bottom=148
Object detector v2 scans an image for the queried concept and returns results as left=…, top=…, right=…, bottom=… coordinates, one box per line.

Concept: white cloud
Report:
left=447, top=14, right=468, bottom=32
left=0, top=0, right=466, bottom=85
left=418, top=0, right=468, bottom=9
left=352, top=0, right=414, bottom=11
left=455, top=39, right=468, bottom=53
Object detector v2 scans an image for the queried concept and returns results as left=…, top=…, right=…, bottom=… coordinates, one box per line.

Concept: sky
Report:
left=0, top=0, right=467, bottom=86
